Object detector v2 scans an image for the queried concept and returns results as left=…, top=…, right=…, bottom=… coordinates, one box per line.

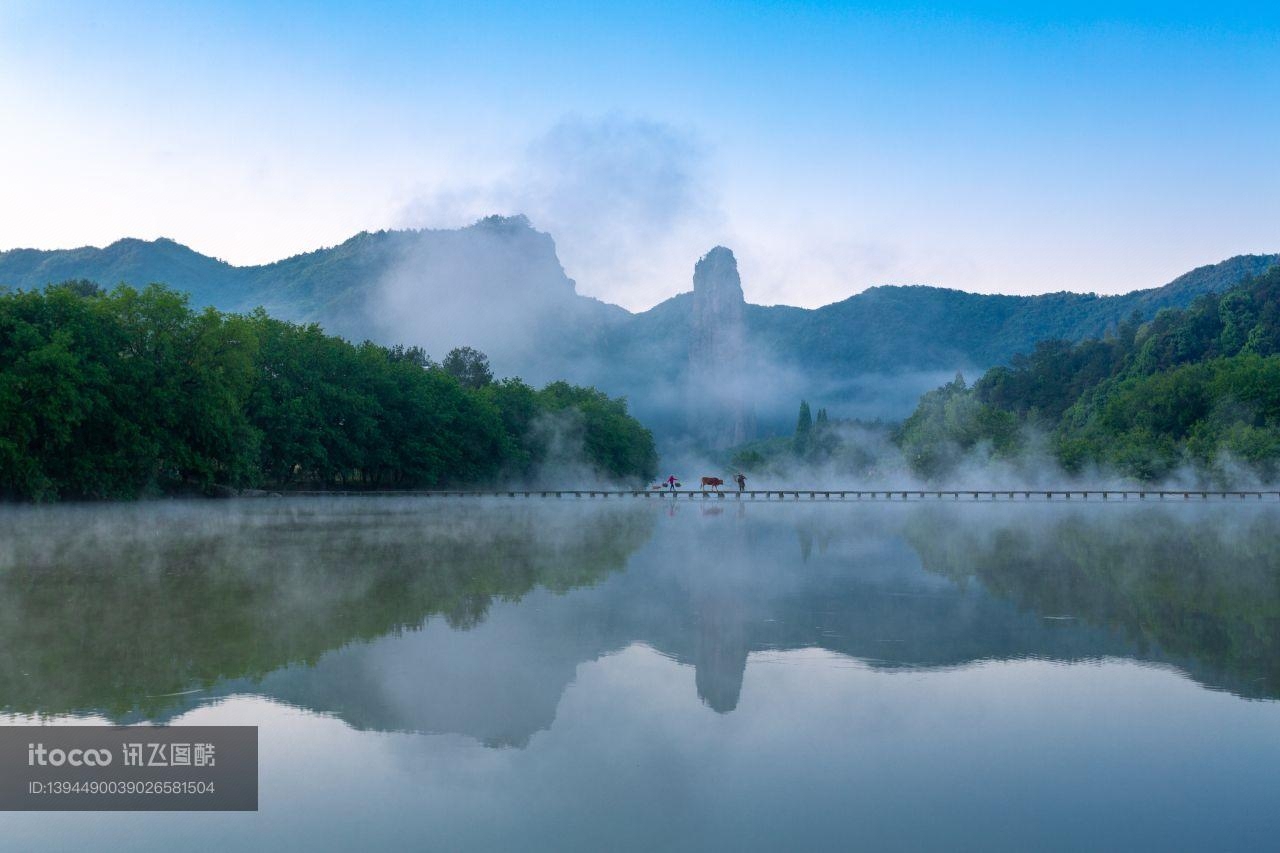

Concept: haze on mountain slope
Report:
left=2, top=215, right=1275, bottom=442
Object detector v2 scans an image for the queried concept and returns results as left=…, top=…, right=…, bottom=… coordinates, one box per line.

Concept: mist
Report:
left=369, top=215, right=597, bottom=383
left=334, top=118, right=1280, bottom=492
left=683, top=414, right=1280, bottom=494
left=398, top=115, right=721, bottom=313
left=5, top=496, right=1278, bottom=725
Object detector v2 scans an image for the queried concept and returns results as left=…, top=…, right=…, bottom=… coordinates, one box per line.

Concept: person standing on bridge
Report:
left=665, top=474, right=679, bottom=492
left=735, top=473, right=746, bottom=492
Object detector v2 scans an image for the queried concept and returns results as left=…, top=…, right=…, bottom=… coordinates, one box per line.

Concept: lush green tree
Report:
left=898, top=265, right=1280, bottom=483
left=896, top=373, right=1019, bottom=479
left=537, top=381, right=657, bottom=482
left=793, top=401, right=812, bottom=456
left=0, top=283, right=658, bottom=501
left=385, top=344, right=432, bottom=368
left=442, top=346, right=493, bottom=389
left=480, top=378, right=544, bottom=477
left=0, top=283, right=261, bottom=499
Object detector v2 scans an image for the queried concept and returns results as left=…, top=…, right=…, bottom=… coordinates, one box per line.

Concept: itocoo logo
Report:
left=27, top=743, right=113, bottom=767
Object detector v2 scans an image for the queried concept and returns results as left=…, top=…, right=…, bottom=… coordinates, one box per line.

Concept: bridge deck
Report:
left=282, top=489, right=1280, bottom=501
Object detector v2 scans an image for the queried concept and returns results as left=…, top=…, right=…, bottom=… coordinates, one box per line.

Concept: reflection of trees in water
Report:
left=903, top=506, right=1280, bottom=699
left=664, top=505, right=1280, bottom=713
left=795, top=523, right=835, bottom=563
left=0, top=499, right=654, bottom=717
left=4, top=500, right=1277, bottom=735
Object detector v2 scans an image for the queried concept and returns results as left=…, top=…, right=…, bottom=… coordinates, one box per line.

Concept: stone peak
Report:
left=692, top=246, right=743, bottom=302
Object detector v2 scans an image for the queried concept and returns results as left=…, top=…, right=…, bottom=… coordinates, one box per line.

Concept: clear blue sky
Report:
left=2, top=1, right=1277, bottom=308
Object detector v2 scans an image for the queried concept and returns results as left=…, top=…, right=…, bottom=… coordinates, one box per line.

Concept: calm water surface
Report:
left=1, top=497, right=1278, bottom=851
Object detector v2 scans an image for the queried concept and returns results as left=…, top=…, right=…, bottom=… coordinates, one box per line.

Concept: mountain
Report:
left=0, top=237, right=246, bottom=308
left=2, top=219, right=1275, bottom=440
left=686, top=247, right=755, bottom=447
left=739, top=254, right=1280, bottom=375
left=594, top=250, right=1279, bottom=436
left=0, top=217, right=626, bottom=377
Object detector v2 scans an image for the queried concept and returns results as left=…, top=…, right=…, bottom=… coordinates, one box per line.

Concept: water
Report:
left=1, top=497, right=1278, bottom=851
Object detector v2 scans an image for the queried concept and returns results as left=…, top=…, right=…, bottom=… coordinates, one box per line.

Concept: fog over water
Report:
left=2, top=497, right=1279, bottom=851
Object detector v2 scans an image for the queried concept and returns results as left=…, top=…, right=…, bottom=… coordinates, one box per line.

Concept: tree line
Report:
left=729, top=399, right=891, bottom=478
left=897, top=263, right=1280, bottom=481
left=0, top=281, right=656, bottom=501
left=728, top=263, right=1280, bottom=485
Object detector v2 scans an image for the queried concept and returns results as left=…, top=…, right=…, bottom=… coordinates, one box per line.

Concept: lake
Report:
left=2, top=496, right=1278, bottom=851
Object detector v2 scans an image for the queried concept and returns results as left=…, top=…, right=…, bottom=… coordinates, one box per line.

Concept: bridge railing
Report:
left=276, top=488, right=1280, bottom=501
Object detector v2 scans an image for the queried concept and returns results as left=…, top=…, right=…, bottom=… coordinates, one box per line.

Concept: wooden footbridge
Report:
left=287, top=488, right=1280, bottom=502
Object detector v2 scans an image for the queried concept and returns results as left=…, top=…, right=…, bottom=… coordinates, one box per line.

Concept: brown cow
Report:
left=700, top=476, right=724, bottom=492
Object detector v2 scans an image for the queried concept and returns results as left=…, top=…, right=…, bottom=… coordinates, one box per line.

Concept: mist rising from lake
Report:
left=2, top=497, right=1278, bottom=851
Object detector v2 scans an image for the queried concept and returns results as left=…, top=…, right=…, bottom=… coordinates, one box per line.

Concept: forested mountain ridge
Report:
left=0, top=237, right=246, bottom=308
left=3, top=222, right=1271, bottom=372
left=0, top=218, right=626, bottom=356
left=2, top=219, right=1274, bottom=434
left=897, top=263, right=1280, bottom=482
left=740, top=252, right=1280, bottom=373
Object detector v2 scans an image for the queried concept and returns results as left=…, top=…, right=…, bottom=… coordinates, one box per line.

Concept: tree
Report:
left=537, top=381, right=657, bottom=482
left=0, top=283, right=661, bottom=500
left=793, top=401, right=812, bottom=457
left=50, top=279, right=103, bottom=298
left=442, top=346, right=493, bottom=389
left=812, top=407, right=839, bottom=460
left=385, top=344, right=432, bottom=368
left=896, top=264, right=1280, bottom=483
left=0, top=283, right=263, bottom=499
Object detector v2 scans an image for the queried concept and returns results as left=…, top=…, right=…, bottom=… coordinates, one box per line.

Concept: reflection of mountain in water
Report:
left=1, top=501, right=1277, bottom=746
left=171, top=521, right=1126, bottom=742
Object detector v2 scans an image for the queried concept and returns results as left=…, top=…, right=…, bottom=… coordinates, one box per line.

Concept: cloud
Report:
left=398, top=115, right=723, bottom=308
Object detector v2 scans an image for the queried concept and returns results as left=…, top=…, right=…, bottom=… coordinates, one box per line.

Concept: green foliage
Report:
left=0, top=283, right=656, bottom=500
left=726, top=413, right=895, bottom=480
left=0, top=284, right=259, bottom=499
left=810, top=407, right=839, bottom=461
left=442, top=345, right=493, bottom=389
left=1062, top=355, right=1280, bottom=480
left=730, top=447, right=768, bottom=470
left=976, top=338, right=1126, bottom=421
left=3, top=236, right=1275, bottom=438
left=896, top=373, right=1021, bottom=479
left=899, top=265, right=1280, bottom=482
left=537, top=381, right=658, bottom=481
left=793, top=401, right=812, bottom=456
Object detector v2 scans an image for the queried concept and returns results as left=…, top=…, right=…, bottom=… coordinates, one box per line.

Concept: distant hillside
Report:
left=748, top=253, right=1280, bottom=373
left=0, top=217, right=625, bottom=369
left=897, top=263, right=1280, bottom=483
left=605, top=252, right=1279, bottom=433
left=2, top=220, right=1274, bottom=439
left=0, top=238, right=247, bottom=309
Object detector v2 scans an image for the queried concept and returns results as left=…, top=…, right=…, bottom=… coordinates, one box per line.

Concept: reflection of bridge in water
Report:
left=290, top=489, right=1280, bottom=502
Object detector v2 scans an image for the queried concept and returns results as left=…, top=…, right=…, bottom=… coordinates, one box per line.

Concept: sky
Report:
left=1, top=1, right=1278, bottom=310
